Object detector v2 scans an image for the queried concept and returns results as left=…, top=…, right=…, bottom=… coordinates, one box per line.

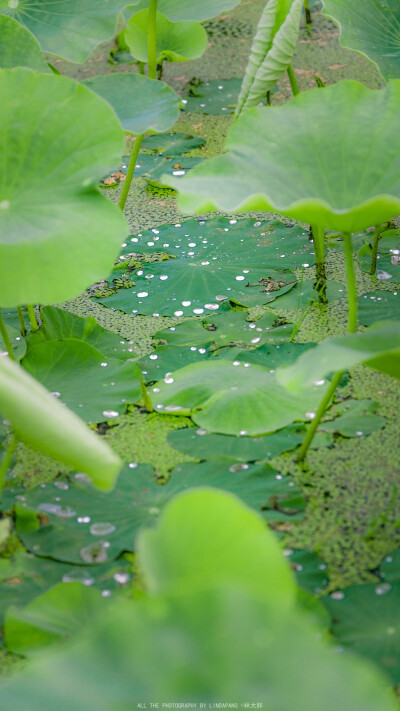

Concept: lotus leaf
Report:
left=82, top=74, right=180, bottom=134
left=0, top=0, right=132, bottom=63
left=141, top=132, right=206, bottom=154
left=124, top=0, right=242, bottom=22
left=358, top=291, right=400, bottom=325
left=322, top=0, right=400, bottom=81
left=181, top=78, right=245, bottom=114
left=0, top=15, right=49, bottom=71
left=169, top=81, right=400, bottom=232
left=125, top=10, right=207, bottom=64
left=0, top=68, right=127, bottom=307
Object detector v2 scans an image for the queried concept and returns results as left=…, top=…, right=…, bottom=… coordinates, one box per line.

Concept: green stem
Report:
left=118, top=134, right=144, bottom=212
left=137, top=61, right=145, bottom=75
left=304, top=0, right=312, bottom=24
left=287, top=65, right=300, bottom=97
left=27, top=304, right=39, bottom=332
left=370, top=224, right=384, bottom=276
left=0, top=309, right=15, bottom=361
left=0, top=435, right=17, bottom=499
left=148, top=0, right=158, bottom=80
left=311, top=224, right=327, bottom=303
left=343, top=232, right=357, bottom=333
left=296, top=371, right=343, bottom=462
left=140, top=375, right=153, bottom=413
left=17, top=306, right=26, bottom=337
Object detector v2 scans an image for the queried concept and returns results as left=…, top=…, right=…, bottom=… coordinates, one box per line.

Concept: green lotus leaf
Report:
left=285, top=549, right=329, bottom=595
left=0, top=355, right=121, bottom=490
left=167, top=424, right=306, bottom=461
left=150, top=359, right=329, bottom=435
left=101, top=153, right=202, bottom=187
left=358, top=230, right=400, bottom=276
left=381, top=549, right=400, bottom=583
left=28, top=306, right=137, bottom=361
left=0, top=322, right=26, bottom=359
left=0, top=15, right=49, bottom=71
left=141, top=132, right=206, bottom=154
left=0, top=68, right=127, bottom=308
left=268, top=279, right=345, bottom=310
left=125, top=10, right=207, bottom=64
left=0, top=0, right=132, bottom=64
left=5, top=582, right=105, bottom=656
left=181, top=78, right=246, bottom=115
left=0, top=552, right=133, bottom=625
left=0, top=587, right=396, bottom=709
left=322, top=0, right=400, bottom=81
left=236, top=0, right=304, bottom=116
left=358, top=291, right=400, bottom=325
left=22, top=339, right=142, bottom=423
left=137, top=488, right=296, bottom=606
left=324, top=581, right=400, bottom=684
left=170, top=81, right=400, bottom=232
left=96, top=217, right=311, bottom=317
left=125, top=0, right=242, bottom=22
left=318, top=399, right=385, bottom=438
left=277, top=322, right=400, bottom=392
left=138, top=344, right=213, bottom=381
left=82, top=74, right=180, bottom=135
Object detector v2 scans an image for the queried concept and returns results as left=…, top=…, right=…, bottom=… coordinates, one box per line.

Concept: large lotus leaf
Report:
left=151, top=360, right=329, bottom=435
left=0, top=15, right=49, bottom=71
left=137, top=488, right=296, bottom=606
left=322, top=0, right=400, bottom=81
left=169, top=81, right=400, bottom=232
left=0, top=552, right=133, bottom=625
left=0, top=69, right=127, bottom=308
left=324, top=582, right=400, bottom=684
left=102, top=153, right=203, bottom=186
left=0, top=355, right=121, bottom=490
left=181, top=78, right=245, bottom=115
left=141, top=132, right=206, bottom=155
left=124, top=0, right=242, bottom=22
left=125, top=10, right=207, bottom=63
left=5, top=582, right=105, bottom=656
left=96, top=217, right=312, bottom=316
left=227, top=341, right=316, bottom=370
left=358, top=291, right=400, bottom=325
left=318, top=399, right=385, bottom=438
left=358, top=230, right=400, bottom=277
left=29, top=306, right=137, bottom=361
left=167, top=425, right=306, bottom=461
left=21, top=339, right=142, bottom=423
left=0, top=0, right=132, bottom=63
left=139, top=344, right=213, bottom=381
left=236, top=0, right=304, bottom=116
left=0, top=589, right=396, bottom=710
left=168, top=461, right=305, bottom=523
left=268, top=279, right=344, bottom=310
left=277, top=322, right=400, bottom=393
left=82, top=74, right=180, bottom=135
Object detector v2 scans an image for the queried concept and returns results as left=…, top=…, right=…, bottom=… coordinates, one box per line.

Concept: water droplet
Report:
left=330, top=591, right=345, bottom=600
left=173, top=170, right=185, bottom=176
left=174, top=310, right=184, bottom=317
left=8, top=0, right=19, bottom=9
left=137, top=292, right=148, bottom=298
left=164, top=377, right=174, bottom=384
left=385, top=556, right=393, bottom=563
left=38, top=503, right=76, bottom=518
left=305, top=412, right=316, bottom=420
left=198, top=348, right=206, bottom=354
left=102, top=410, right=119, bottom=418
left=196, top=428, right=207, bottom=435
left=77, top=516, right=91, bottom=523
left=314, top=380, right=325, bottom=386
left=356, top=430, right=363, bottom=436
left=100, top=362, right=108, bottom=367
left=229, top=463, right=249, bottom=472
left=239, top=430, right=247, bottom=436
left=251, top=337, right=260, bottom=344
left=233, top=361, right=241, bottom=366
left=148, top=507, right=160, bottom=515
left=75, top=472, right=91, bottom=484
left=62, top=572, right=94, bottom=586
left=101, top=589, right=112, bottom=598
left=149, top=354, right=158, bottom=360
left=129, top=462, right=138, bottom=469
left=236, top=276, right=245, bottom=281
left=283, top=549, right=293, bottom=557
left=376, top=270, right=392, bottom=280
left=159, top=275, right=168, bottom=281
left=54, top=481, right=69, bottom=490
left=193, top=308, right=204, bottom=315
left=90, top=522, right=116, bottom=536
left=152, top=387, right=160, bottom=392
left=51, top=391, right=61, bottom=398
left=375, top=583, right=391, bottom=595
left=302, top=263, right=310, bottom=268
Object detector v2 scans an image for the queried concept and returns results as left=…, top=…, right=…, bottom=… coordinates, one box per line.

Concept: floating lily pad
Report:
left=322, top=0, right=400, bottom=81
left=102, top=153, right=203, bottom=187
left=171, top=82, right=400, bottom=232
left=151, top=359, right=329, bottom=435
left=125, top=10, right=207, bottom=63
left=95, top=218, right=313, bottom=317
left=230, top=341, right=316, bottom=369
left=82, top=74, right=180, bottom=134
left=5, top=582, right=105, bottom=656
left=124, top=0, right=242, bottom=22
left=181, top=78, right=245, bottom=114
left=319, top=399, right=385, bottom=438
left=268, top=280, right=345, bottom=310
left=324, top=581, right=400, bottom=684
left=29, top=306, right=137, bottom=361
left=141, top=132, right=206, bottom=155
left=22, top=339, right=142, bottom=423
left=0, top=552, right=133, bottom=625
left=358, top=291, right=400, bottom=325
left=0, top=15, right=49, bottom=71
left=0, top=69, right=127, bottom=308
left=0, top=0, right=129, bottom=63
left=169, top=461, right=305, bottom=523
left=167, top=424, right=306, bottom=461
left=138, top=344, right=212, bottom=381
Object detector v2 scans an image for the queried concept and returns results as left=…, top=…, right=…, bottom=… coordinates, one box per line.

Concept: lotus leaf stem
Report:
left=0, top=434, right=17, bottom=499
left=304, top=0, right=312, bottom=25
left=140, top=375, right=154, bottom=413
left=148, top=0, right=158, bottom=80
left=370, top=224, right=384, bottom=275
left=287, top=65, right=300, bottom=97
left=118, top=133, right=144, bottom=211
left=0, top=309, right=15, bottom=361
left=27, top=304, right=39, bottom=332
left=17, top=306, right=26, bottom=337
left=311, top=224, right=327, bottom=303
